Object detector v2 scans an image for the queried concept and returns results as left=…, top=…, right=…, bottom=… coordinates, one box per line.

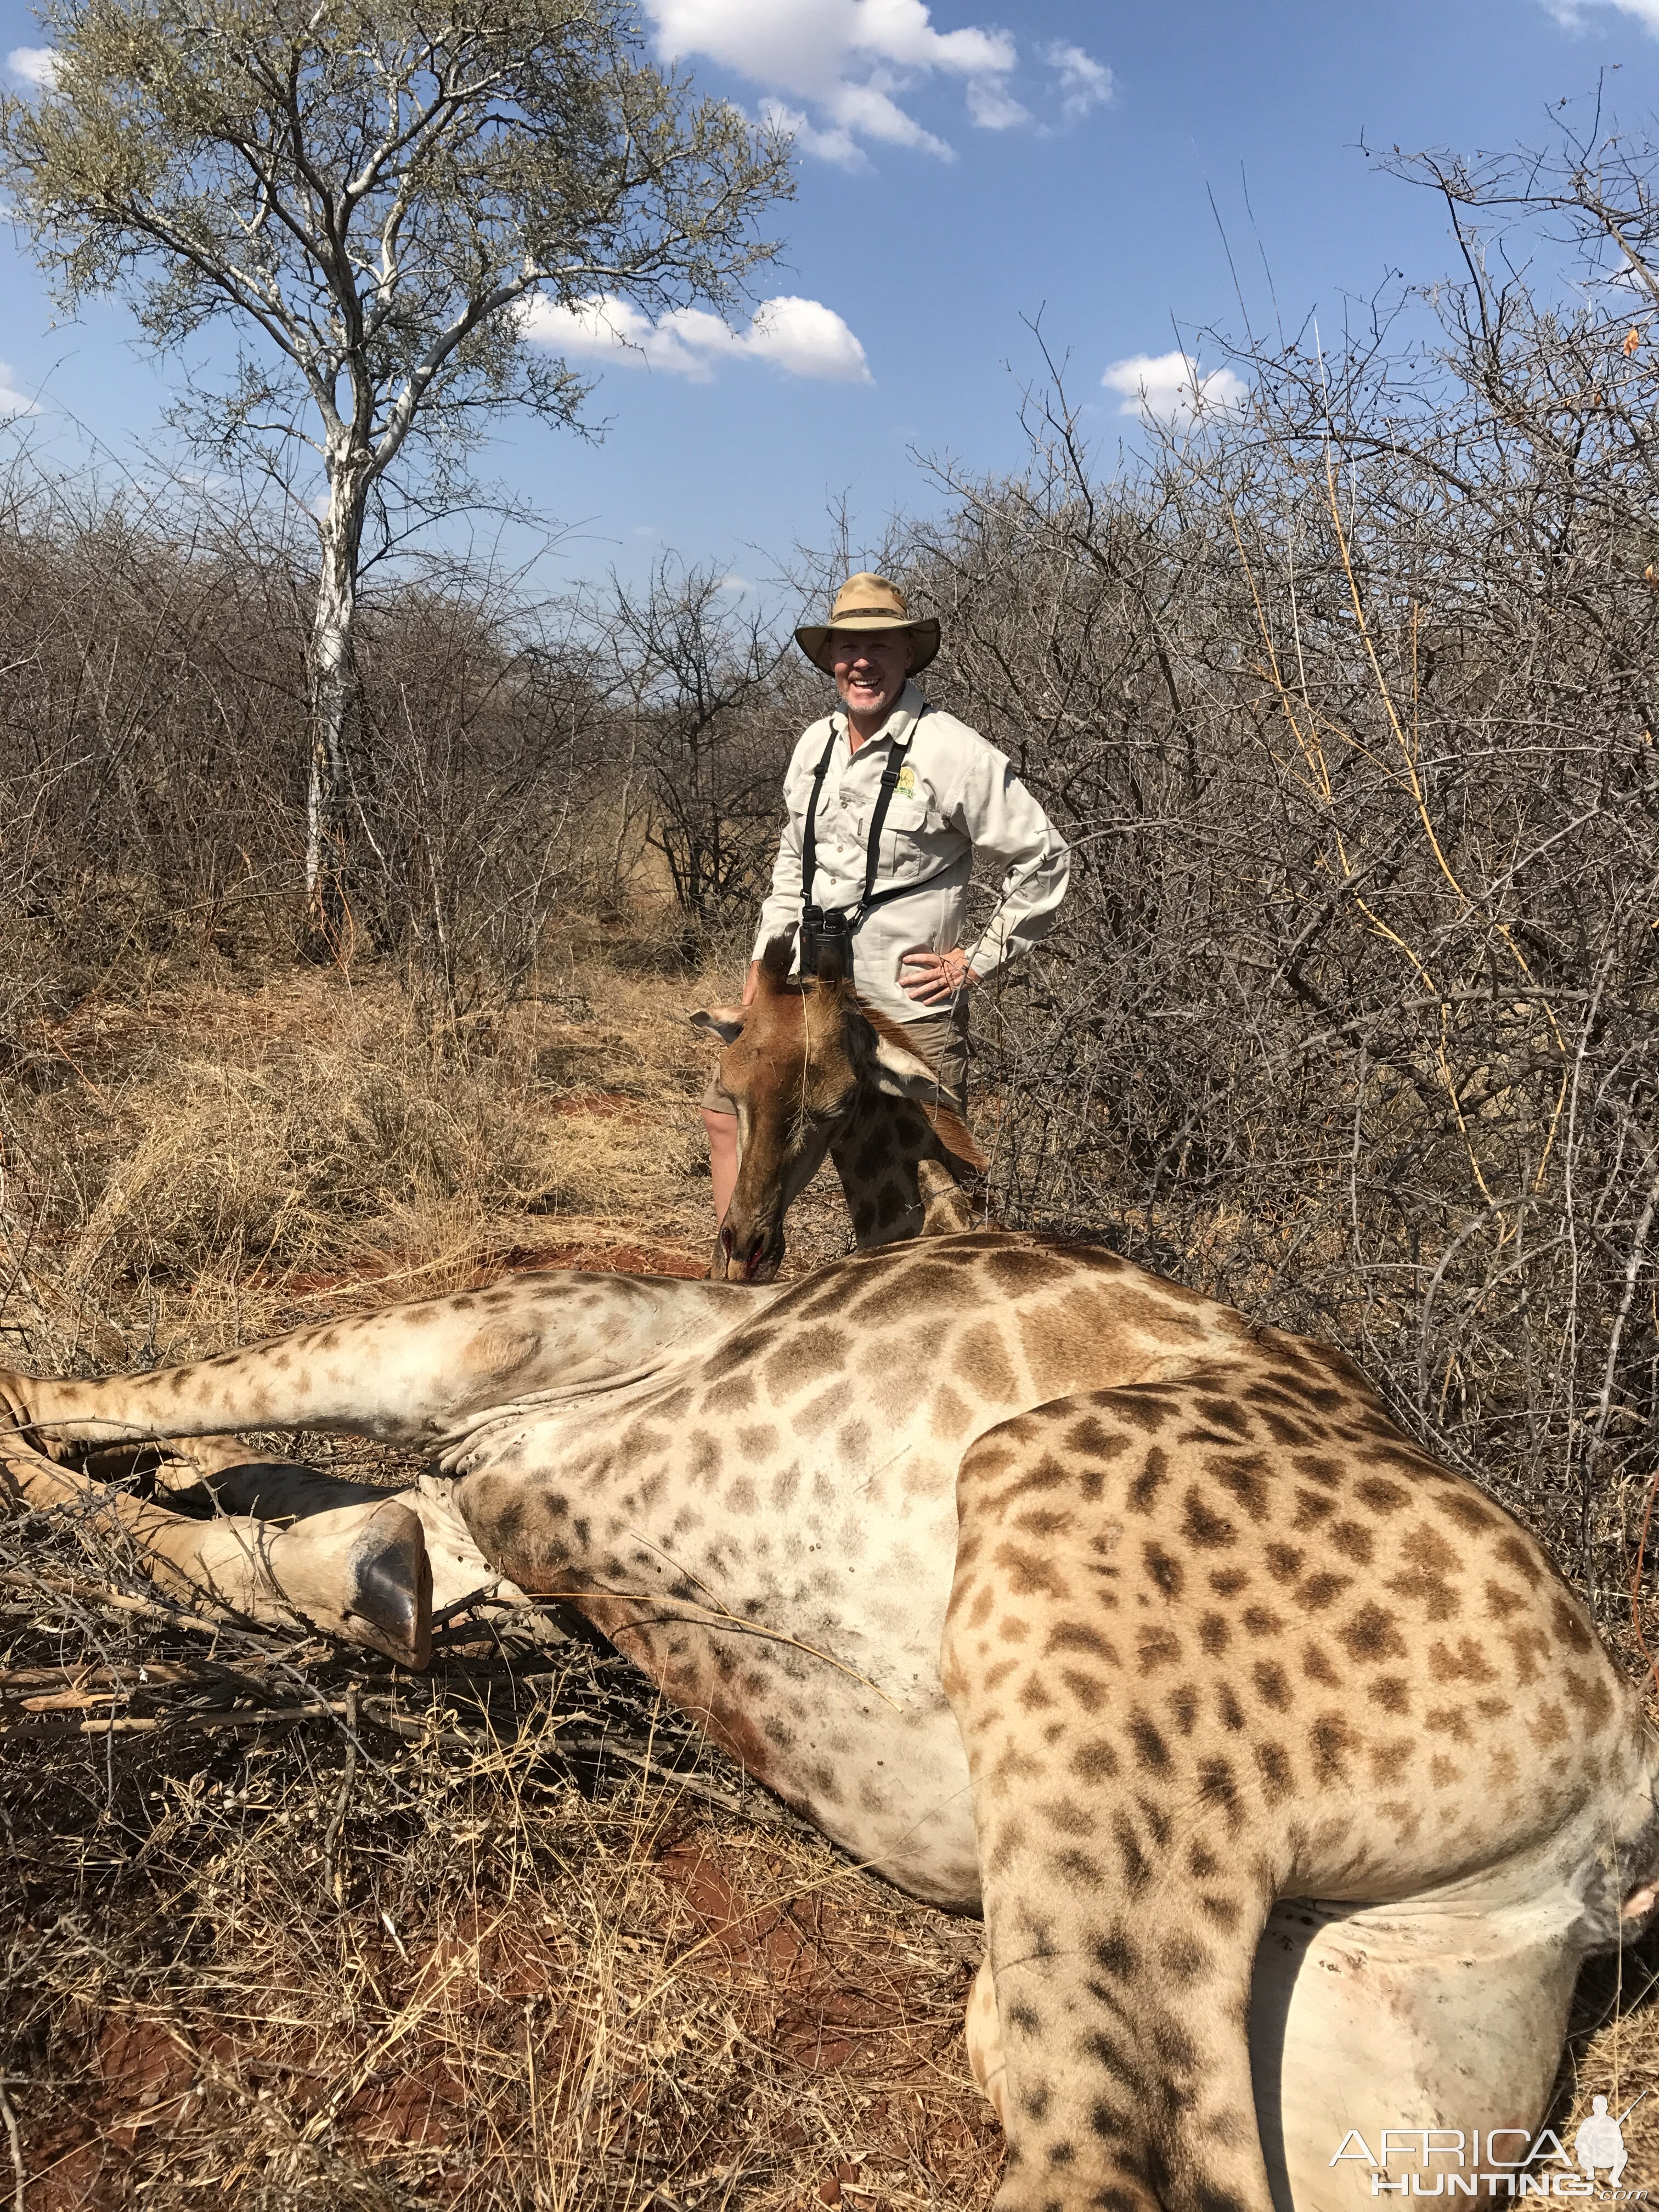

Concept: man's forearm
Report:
left=969, top=840, right=1071, bottom=977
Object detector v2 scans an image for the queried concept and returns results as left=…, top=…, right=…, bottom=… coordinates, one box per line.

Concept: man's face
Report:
left=831, top=628, right=913, bottom=724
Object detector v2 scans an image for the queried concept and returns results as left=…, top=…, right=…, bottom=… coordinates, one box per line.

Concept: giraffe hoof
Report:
left=266, top=1498, right=433, bottom=1669
left=345, top=1501, right=433, bottom=1669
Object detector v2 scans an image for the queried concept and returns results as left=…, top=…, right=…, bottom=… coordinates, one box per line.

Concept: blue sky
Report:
left=3, top=0, right=1659, bottom=596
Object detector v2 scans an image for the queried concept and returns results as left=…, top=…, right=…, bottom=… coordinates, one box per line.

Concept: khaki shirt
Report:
left=752, top=680, right=1070, bottom=1028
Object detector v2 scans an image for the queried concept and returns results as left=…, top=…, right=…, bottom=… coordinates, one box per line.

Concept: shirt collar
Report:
left=838, top=677, right=927, bottom=753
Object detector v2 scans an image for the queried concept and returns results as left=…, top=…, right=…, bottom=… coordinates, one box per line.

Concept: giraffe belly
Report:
left=451, top=1409, right=985, bottom=1906
left=580, top=1598, right=983, bottom=1908
left=733, top=1690, right=981, bottom=1909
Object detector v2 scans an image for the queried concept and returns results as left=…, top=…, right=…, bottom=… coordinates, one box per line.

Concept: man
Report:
left=701, top=570, right=1070, bottom=1225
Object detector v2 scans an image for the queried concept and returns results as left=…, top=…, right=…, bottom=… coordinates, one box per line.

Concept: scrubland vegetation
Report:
left=8, top=119, right=1659, bottom=2207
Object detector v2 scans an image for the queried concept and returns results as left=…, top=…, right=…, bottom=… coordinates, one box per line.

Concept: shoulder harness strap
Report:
left=859, top=702, right=929, bottom=911
left=800, top=716, right=842, bottom=912
left=801, top=702, right=933, bottom=922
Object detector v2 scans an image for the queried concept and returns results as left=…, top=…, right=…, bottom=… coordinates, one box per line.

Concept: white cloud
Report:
left=648, top=0, right=1013, bottom=93
left=0, top=363, right=41, bottom=418
left=758, top=97, right=866, bottom=169
left=5, top=44, right=59, bottom=87
left=965, top=77, right=1030, bottom=130
left=1044, top=40, right=1113, bottom=119
left=1102, top=350, right=1249, bottom=426
left=746, top=295, right=874, bottom=378
left=1542, top=0, right=1659, bottom=26
left=828, top=73, right=956, bottom=157
left=644, top=0, right=1100, bottom=164
left=526, top=291, right=873, bottom=383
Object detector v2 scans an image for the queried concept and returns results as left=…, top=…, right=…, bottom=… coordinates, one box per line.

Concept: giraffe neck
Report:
left=830, top=1092, right=976, bottom=1248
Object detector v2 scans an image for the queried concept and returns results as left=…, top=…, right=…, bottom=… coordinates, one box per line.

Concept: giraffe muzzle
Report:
left=718, top=1220, right=781, bottom=1283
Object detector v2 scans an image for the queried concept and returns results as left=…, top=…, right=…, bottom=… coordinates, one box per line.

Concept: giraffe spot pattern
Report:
left=48, top=1222, right=1653, bottom=2212
left=938, top=1304, right=1655, bottom=2212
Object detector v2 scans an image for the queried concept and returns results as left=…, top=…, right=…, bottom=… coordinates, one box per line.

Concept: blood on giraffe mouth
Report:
left=718, top=1221, right=779, bottom=1283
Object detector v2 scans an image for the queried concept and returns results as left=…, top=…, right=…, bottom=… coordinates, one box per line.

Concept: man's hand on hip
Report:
left=900, top=949, right=973, bottom=1006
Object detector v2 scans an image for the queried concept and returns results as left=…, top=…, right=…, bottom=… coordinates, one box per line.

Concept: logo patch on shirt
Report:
left=895, top=764, right=918, bottom=798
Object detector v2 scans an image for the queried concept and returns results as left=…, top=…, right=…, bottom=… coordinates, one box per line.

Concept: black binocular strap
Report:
left=799, top=719, right=840, bottom=912
left=800, top=703, right=930, bottom=919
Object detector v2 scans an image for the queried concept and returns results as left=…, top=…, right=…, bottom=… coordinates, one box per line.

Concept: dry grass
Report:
left=0, top=1564, right=1001, bottom=2212
left=2, top=938, right=715, bottom=1369
left=2, top=928, right=1658, bottom=2208
left=0, top=920, right=863, bottom=1374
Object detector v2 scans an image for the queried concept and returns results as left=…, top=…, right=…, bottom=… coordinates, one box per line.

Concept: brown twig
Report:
left=0, top=2084, right=24, bottom=2212
left=321, top=1681, right=358, bottom=1901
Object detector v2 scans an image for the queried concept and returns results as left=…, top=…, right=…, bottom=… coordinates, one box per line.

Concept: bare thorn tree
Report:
left=597, top=557, right=791, bottom=933
left=0, top=0, right=792, bottom=955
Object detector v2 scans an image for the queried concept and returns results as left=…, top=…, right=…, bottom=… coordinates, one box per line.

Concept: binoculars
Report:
left=799, top=905, right=856, bottom=980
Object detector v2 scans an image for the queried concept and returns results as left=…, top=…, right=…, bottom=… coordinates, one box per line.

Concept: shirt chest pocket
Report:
left=856, top=793, right=944, bottom=842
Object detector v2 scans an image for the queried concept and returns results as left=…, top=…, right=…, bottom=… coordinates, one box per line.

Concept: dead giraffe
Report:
left=693, top=934, right=986, bottom=1280
left=2, top=1226, right=1656, bottom=2212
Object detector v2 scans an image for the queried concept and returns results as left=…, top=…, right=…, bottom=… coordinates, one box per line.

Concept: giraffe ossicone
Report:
left=2, top=1227, right=1654, bottom=2212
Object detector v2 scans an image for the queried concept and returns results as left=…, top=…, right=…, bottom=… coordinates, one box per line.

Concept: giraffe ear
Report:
left=870, top=1031, right=948, bottom=1101
left=691, top=1006, right=745, bottom=1045
left=869, top=1031, right=989, bottom=1171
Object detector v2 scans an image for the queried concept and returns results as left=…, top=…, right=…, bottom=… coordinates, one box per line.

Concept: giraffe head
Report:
left=692, top=935, right=985, bottom=1282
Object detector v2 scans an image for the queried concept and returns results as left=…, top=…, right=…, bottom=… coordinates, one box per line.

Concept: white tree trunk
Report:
left=305, top=465, right=367, bottom=956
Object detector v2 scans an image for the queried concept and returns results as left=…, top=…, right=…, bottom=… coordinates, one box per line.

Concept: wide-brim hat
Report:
left=794, top=571, right=941, bottom=676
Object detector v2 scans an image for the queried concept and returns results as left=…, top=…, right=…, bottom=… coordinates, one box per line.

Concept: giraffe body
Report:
left=3, top=1232, right=1655, bottom=2212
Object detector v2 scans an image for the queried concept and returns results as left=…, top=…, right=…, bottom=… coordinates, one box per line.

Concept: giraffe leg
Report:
left=0, top=1271, right=724, bottom=1630
left=151, top=1457, right=529, bottom=1621
left=0, top=1435, right=430, bottom=1663
left=946, top=1435, right=1279, bottom=2210
left=0, top=1277, right=748, bottom=1635
left=80, top=1426, right=537, bottom=1625
left=0, top=1274, right=755, bottom=1455
left=963, top=1885, right=1585, bottom=2212
left=962, top=1895, right=1583, bottom=2212
left=9, top=1423, right=520, bottom=1644
left=943, top=1383, right=1645, bottom=2212
left=979, top=1846, right=1274, bottom=2212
